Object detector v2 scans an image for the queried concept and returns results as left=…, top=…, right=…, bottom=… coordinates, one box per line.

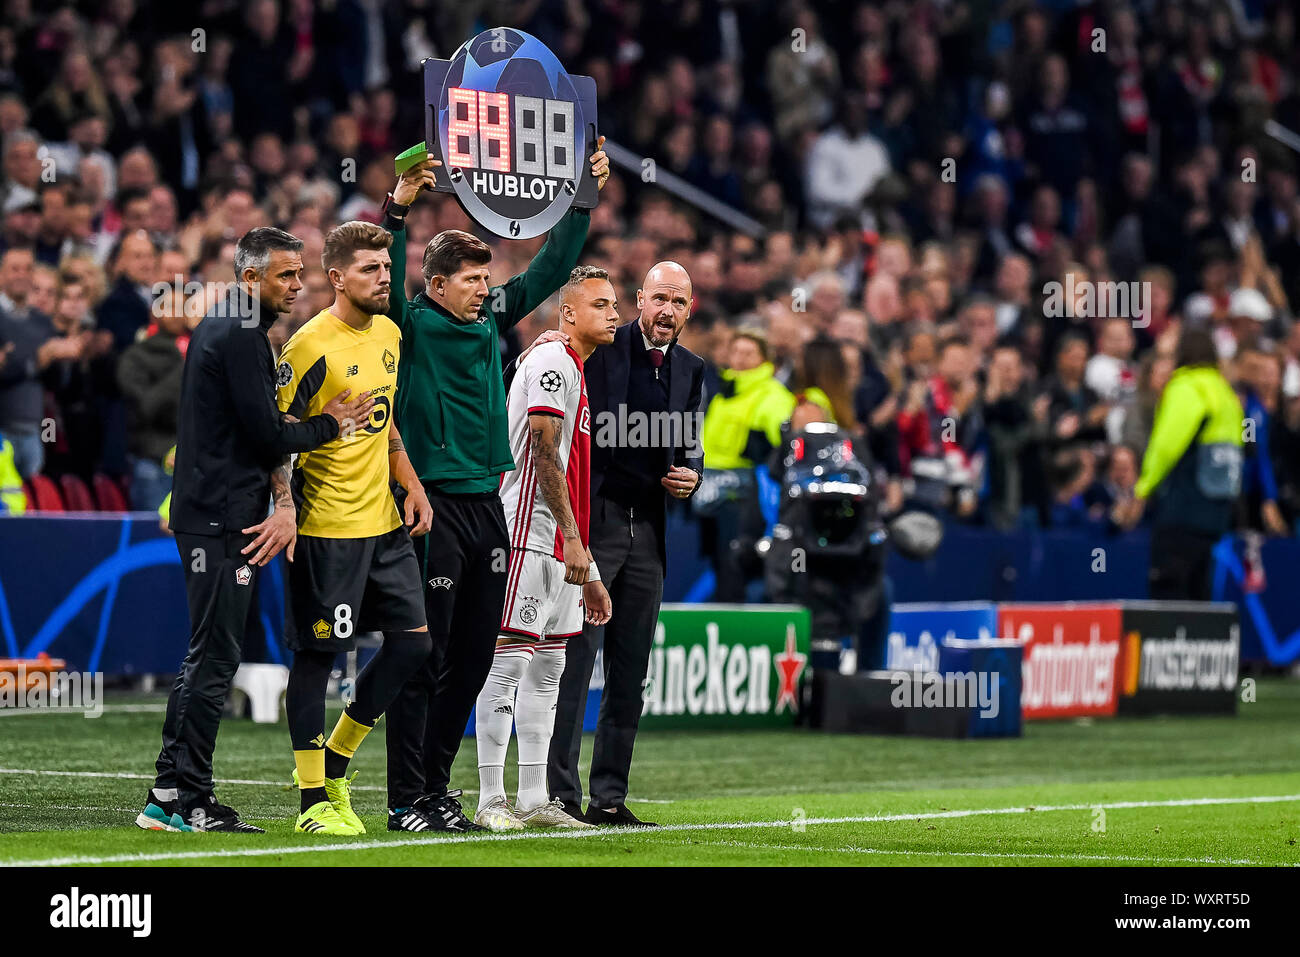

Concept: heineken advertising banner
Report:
left=639, top=604, right=810, bottom=730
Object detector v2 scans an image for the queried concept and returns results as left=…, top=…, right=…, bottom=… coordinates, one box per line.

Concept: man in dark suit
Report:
left=97, top=230, right=157, bottom=353
left=548, top=261, right=705, bottom=826
left=96, top=229, right=158, bottom=476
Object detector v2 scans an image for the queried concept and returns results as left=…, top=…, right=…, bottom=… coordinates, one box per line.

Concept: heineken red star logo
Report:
left=774, top=627, right=806, bottom=714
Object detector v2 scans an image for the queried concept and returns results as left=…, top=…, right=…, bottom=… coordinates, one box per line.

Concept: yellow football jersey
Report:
left=275, top=308, right=403, bottom=538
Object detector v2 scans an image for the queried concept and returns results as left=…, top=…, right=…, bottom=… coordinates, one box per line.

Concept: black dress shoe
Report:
left=557, top=799, right=585, bottom=823
left=584, top=804, right=659, bottom=827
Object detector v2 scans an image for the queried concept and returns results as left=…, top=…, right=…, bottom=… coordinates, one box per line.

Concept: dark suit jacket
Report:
left=503, top=321, right=706, bottom=562
left=587, top=321, right=706, bottom=562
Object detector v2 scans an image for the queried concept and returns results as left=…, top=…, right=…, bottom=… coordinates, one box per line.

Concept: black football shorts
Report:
left=285, top=526, right=426, bottom=652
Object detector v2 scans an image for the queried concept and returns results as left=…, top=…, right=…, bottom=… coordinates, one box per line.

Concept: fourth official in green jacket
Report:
left=378, top=147, right=609, bottom=831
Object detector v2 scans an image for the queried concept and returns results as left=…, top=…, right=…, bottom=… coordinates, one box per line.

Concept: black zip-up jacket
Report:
left=169, top=287, right=339, bottom=535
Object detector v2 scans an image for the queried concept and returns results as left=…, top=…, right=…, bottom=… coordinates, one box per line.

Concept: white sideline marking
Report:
left=0, top=767, right=674, bottom=803
left=0, top=802, right=134, bottom=813
left=0, top=704, right=168, bottom=717
left=0, top=767, right=386, bottom=793
left=5, top=792, right=1298, bottom=867
left=669, top=839, right=1293, bottom=867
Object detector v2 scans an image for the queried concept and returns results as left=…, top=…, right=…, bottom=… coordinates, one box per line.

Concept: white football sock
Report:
left=475, top=644, right=530, bottom=813
left=516, top=642, right=566, bottom=811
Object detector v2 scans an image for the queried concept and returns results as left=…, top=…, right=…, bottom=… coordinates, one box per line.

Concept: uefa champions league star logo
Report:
left=422, top=28, right=599, bottom=239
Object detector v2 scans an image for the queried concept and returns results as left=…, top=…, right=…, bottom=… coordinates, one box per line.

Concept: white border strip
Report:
left=5, top=792, right=1297, bottom=867
left=0, top=767, right=673, bottom=802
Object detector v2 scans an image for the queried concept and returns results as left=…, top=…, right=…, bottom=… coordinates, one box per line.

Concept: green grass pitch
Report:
left=2, top=680, right=1299, bottom=866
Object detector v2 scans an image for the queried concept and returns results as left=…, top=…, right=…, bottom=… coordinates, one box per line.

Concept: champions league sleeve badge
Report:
left=418, top=27, right=600, bottom=239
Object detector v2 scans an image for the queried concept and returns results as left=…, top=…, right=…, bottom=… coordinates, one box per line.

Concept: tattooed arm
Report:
left=241, top=456, right=298, bottom=565
left=390, top=423, right=433, bottom=536
left=530, top=412, right=587, bottom=584
left=270, top=456, right=294, bottom=512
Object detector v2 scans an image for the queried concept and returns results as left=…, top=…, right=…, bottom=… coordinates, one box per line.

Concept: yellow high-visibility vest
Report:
left=0, top=437, right=26, bottom=515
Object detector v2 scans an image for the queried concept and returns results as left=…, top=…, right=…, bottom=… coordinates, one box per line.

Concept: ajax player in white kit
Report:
left=475, top=266, right=618, bottom=829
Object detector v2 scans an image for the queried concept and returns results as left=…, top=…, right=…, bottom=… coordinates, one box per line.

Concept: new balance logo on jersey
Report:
left=429, top=577, right=454, bottom=590
left=346, top=364, right=358, bottom=376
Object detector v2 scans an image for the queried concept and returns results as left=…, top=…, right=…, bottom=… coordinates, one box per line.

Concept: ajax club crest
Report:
left=519, top=595, right=541, bottom=626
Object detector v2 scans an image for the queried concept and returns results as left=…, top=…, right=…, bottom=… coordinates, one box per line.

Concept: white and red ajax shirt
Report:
left=498, top=341, right=591, bottom=560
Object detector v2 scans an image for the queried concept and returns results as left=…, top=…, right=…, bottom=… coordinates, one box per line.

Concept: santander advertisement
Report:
left=997, top=604, right=1122, bottom=719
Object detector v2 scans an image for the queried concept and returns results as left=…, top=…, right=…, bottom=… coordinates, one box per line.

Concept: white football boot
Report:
left=517, top=798, right=595, bottom=829
left=474, top=798, right=526, bottom=831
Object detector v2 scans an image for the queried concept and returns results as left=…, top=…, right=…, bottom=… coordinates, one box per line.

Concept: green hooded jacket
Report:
left=386, top=209, right=590, bottom=491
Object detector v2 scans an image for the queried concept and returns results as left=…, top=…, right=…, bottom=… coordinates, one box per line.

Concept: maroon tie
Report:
left=647, top=348, right=664, bottom=378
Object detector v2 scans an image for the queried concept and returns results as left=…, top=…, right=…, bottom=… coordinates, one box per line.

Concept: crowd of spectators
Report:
left=1, top=0, right=1299, bottom=557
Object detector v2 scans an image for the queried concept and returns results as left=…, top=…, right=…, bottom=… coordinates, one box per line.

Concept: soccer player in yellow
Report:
left=276, top=222, right=434, bottom=835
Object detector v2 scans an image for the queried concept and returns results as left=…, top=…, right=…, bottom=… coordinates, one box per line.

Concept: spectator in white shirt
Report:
left=805, top=93, right=891, bottom=231
left=1086, top=316, right=1138, bottom=402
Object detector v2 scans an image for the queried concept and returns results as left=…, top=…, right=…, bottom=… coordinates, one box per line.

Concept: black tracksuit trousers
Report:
left=154, top=531, right=260, bottom=806
left=384, top=488, right=509, bottom=809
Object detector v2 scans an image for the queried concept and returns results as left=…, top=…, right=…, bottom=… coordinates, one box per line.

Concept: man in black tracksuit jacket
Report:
left=139, top=228, right=371, bottom=833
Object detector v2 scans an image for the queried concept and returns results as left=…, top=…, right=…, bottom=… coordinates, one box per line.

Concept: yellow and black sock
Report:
left=324, top=710, right=373, bottom=779
left=294, top=747, right=327, bottom=813
left=287, top=649, right=335, bottom=813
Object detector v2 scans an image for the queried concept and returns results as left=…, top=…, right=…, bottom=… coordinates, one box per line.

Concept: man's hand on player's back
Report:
left=321, top=388, right=375, bottom=435
left=519, top=329, right=569, bottom=365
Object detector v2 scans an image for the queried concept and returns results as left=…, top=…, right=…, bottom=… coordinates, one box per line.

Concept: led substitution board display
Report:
left=423, top=28, right=599, bottom=239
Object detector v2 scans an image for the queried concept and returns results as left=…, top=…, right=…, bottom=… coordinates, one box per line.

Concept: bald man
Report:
left=548, top=261, right=705, bottom=826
